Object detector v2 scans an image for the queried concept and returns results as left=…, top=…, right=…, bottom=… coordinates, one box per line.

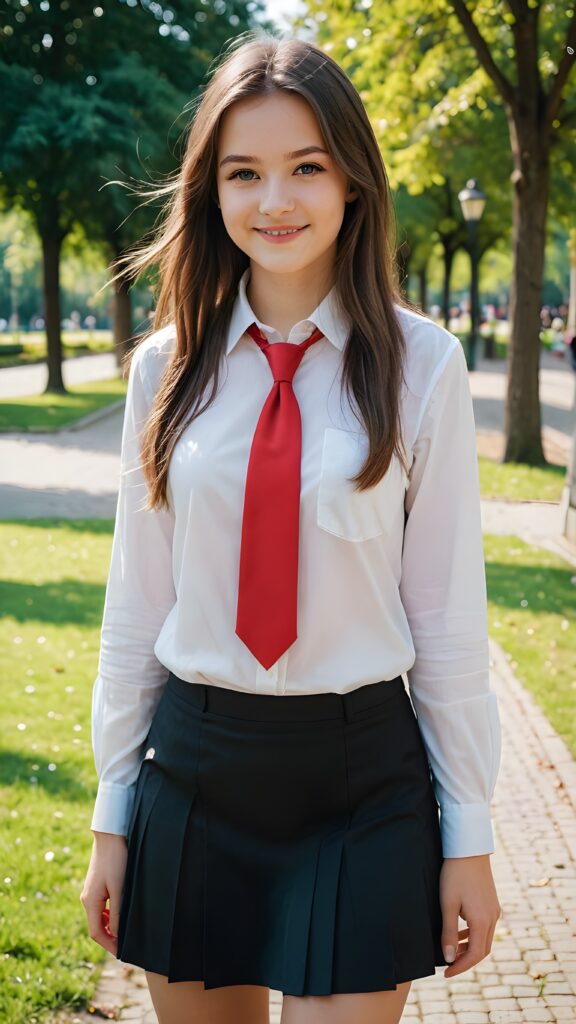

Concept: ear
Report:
left=345, top=183, right=358, bottom=203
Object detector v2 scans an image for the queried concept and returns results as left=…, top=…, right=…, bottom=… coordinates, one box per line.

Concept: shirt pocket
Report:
left=316, top=427, right=408, bottom=542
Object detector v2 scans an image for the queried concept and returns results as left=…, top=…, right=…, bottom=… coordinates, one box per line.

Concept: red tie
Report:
left=235, top=322, right=324, bottom=669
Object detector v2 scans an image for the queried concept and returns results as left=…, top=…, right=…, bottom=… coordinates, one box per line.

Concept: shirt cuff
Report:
left=90, top=780, right=137, bottom=836
left=439, top=801, right=496, bottom=858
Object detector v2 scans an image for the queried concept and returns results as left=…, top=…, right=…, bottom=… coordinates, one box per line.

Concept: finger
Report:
left=444, top=921, right=489, bottom=977
left=441, top=912, right=462, bottom=964
left=107, top=891, right=123, bottom=940
left=484, top=918, right=498, bottom=957
left=85, top=897, right=118, bottom=955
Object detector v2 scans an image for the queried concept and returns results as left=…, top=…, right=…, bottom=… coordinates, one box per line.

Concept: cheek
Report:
left=219, top=188, right=255, bottom=228
left=314, top=185, right=348, bottom=232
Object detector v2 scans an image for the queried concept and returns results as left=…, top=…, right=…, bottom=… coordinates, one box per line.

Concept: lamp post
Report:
left=458, top=179, right=487, bottom=371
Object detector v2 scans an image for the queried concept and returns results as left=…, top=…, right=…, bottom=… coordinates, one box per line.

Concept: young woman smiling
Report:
left=81, top=32, right=502, bottom=1024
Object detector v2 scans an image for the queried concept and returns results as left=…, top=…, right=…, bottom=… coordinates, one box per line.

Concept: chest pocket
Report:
left=316, top=427, right=408, bottom=542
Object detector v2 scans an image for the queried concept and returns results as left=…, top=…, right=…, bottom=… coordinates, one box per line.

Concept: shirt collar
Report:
left=226, top=268, right=351, bottom=355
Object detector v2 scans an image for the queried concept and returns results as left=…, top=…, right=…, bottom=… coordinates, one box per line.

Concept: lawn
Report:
left=0, top=520, right=575, bottom=1022
left=478, top=456, right=566, bottom=502
left=0, top=378, right=127, bottom=433
left=0, top=333, right=114, bottom=370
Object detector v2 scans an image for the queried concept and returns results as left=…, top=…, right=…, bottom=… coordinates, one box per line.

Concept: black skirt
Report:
left=116, top=670, right=449, bottom=995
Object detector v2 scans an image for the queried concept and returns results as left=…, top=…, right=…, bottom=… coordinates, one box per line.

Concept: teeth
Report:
left=261, top=228, right=302, bottom=236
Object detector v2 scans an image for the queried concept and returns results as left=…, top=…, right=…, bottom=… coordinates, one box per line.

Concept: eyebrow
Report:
left=219, top=145, right=330, bottom=168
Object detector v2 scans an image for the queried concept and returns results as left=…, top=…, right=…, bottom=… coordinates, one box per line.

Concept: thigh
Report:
left=145, top=971, right=271, bottom=1024
left=280, top=981, right=412, bottom=1024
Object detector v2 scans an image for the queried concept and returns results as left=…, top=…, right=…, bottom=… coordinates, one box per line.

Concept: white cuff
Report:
left=90, top=780, right=137, bottom=836
left=440, top=801, right=495, bottom=858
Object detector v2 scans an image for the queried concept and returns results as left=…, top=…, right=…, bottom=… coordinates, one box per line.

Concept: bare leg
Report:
left=280, top=981, right=412, bottom=1024
left=145, top=972, right=271, bottom=1024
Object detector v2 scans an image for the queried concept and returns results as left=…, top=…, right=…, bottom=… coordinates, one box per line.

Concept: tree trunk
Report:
left=563, top=414, right=576, bottom=544
left=442, top=245, right=454, bottom=329
left=503, top=115, right=549, bottom=464
left=113, top=270, right=135, bottom=375
left=568, top=229, right=576, bottom=337
left=42, top=232, right=65, bottom=393
left=564, top=230, right=576, bottom=543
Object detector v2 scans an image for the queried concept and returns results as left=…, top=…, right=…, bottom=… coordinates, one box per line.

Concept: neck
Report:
left=246, top=257, right=335, bottom=338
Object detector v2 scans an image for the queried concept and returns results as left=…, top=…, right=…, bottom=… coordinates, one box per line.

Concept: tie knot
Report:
left=246, top=323, right=324, bottom=383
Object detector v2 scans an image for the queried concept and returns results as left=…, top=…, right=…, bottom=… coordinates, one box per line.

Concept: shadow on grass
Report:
left=0, top=579, right=106, bottom=626
left=486, top=561, right=576, bottom=615
left=0, top=518, right=114, bottom=534
left=0, top=749, right=93, bottom=802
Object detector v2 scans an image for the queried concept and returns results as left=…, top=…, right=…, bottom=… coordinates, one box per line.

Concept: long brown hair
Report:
left=109, top=31, right=422, bottom=512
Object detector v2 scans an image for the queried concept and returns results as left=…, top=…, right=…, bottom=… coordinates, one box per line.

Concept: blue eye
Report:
left=295, top=163, right=323, bottom=175
left=229, top=163, right=324, bottom=181
left=231, top=169, right=257, bottom=181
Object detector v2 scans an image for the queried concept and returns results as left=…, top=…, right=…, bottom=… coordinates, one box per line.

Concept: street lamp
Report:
left=458, top=178, right=487, bottom=371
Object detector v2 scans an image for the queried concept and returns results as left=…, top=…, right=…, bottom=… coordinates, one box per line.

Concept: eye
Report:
left=295, top=163, right=324, bottom=175
left=229, top=169, right=258, bottom=181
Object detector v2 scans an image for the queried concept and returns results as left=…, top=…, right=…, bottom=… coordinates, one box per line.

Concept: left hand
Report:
left=439, top=854, right=501, bottom=978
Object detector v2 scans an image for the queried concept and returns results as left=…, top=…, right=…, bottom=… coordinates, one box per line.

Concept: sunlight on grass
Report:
left=0, top=378, right=127, bottom=432
left=0, top=521, right=113, bottom=1023
left=478, top=456, right=566, bottom=502
left=484, top=534, right=576, bottom=754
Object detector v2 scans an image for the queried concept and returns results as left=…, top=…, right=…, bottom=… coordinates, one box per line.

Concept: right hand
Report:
left=80, top=831, right=128, bottom=955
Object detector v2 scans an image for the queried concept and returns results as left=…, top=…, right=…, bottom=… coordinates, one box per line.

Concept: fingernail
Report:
left=444, top=945, right=455, bottom=962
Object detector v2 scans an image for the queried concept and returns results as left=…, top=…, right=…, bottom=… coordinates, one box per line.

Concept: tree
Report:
left=299, top=0, right=576, bottom=464
left=0, top=0, right=265, bottom=391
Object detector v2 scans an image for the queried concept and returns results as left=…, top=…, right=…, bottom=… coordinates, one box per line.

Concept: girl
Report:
left=81, top=32, right=502, bottom=1024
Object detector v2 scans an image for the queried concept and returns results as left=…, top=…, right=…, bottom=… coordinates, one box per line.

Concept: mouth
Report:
left=254, top=225, right=308, bottom=240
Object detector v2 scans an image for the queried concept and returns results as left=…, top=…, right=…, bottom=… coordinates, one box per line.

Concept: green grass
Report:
left=0, top=332, right=114, bottom=370
left=0, top=378, right=127, bottom=432
left=478, top=456, right=566, bottom=502
left=0, top=521, right=575, bottom=1021
left=0, top=520, right=113, bottom=1024
left=484, top=534, right=576, bottom=753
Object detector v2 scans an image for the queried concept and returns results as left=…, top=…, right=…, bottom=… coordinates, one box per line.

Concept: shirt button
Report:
left=144, top=747, right=155, bottom=759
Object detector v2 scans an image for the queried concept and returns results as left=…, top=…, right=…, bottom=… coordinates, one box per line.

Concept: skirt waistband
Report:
left=164, top=671, right=407, bottom=722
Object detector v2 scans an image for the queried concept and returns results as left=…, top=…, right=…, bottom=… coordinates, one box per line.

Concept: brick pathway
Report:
left=64, top=636, right=576, bottom=1024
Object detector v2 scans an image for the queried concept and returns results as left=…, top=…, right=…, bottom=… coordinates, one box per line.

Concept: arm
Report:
left=90, top=341, right=176, bottom=836
left=399, top=337, right=501, bottom=860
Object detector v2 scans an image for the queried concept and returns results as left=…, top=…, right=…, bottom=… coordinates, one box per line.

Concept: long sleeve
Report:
left=90, top=342, right=176, bottom=835
left=399, top=337, right=501, bottom=859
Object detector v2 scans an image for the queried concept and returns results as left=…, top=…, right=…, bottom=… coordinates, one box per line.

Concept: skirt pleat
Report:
left=116, top=671, right=450, bottom=994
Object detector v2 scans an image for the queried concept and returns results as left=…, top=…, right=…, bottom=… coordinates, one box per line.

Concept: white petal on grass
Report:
left=44, top=851, right=55, bottom=862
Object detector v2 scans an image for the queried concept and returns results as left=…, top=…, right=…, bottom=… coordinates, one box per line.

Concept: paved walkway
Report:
left=0, top=351, right=121, bottom=399
left=3, top=348, right=576, bottom=1022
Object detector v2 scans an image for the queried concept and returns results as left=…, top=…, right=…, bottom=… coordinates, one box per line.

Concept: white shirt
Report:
left=91, top=268, right=501, bottom=858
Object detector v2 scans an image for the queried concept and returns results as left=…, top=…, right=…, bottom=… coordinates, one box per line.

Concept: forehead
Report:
left=217, top=90, right=324, bottom=150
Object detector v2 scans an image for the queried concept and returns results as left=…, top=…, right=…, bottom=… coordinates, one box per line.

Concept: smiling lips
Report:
left=255, top=225, right=308, bottom=242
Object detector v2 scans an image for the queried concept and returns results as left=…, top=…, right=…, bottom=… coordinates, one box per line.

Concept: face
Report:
left=216, top=90, right=355, bottom=282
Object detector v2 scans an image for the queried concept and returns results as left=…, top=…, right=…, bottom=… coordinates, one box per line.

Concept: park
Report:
left=1, top=1, right=575, bottom=1023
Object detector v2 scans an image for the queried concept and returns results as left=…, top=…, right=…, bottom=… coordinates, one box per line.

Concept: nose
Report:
left=258, top=177, right=295, bottom=217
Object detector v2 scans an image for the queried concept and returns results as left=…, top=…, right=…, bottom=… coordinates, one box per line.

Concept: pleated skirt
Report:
left=116, top=669, right=449, bottom=994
